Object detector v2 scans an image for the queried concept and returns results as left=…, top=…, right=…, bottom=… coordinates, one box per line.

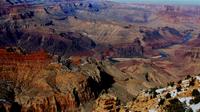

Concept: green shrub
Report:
left=167, top=82, right=175, bottom=87
left=148, top=87, right=158, bottom=98
left=192, top=89, right=200, bottom=97
left=165, top=98, right=187, bottom=112
left=186, top=108, right=194, bottom=112
left=144, top=72, right=149, bottom=82
left=190, top=96, right=200, bottom=104
left=189, top=78, right=195, bottom=87
left=158, top=98, right=165, bottom=106
left=165, top=93, right=171, bottom=99
left=0, top=104, right=6, bottom=112
left=148, top=87, right=158, bottom=94
left=185, top=75, right=191, bottom=79
left=176, top=86, right=182, bottom=92
left=178, top=80, right=182, bottom=84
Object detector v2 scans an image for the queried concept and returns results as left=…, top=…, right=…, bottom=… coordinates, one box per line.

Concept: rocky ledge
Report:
left=0, top=48, right=115, bottom=112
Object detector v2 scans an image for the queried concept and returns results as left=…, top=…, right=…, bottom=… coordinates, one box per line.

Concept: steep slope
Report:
left=93, top=75, right=200, bottom=112
left=114, top=59, right=176, bottom=95
left=0, top=21, right=96, bottom=56
left=127, top=75, right=200, bottom=112
left=0, top=48, right=114, bottom=111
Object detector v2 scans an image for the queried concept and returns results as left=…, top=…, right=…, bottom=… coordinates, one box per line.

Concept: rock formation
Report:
left=0, top=48, right=114, bottom=112
left=93, top=94, right=122, bottom=112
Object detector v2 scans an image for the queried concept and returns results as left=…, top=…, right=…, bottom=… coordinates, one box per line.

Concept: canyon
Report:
left=0, top=0, right=200, bottom=111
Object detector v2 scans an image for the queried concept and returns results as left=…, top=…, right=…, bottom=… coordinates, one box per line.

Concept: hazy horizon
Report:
left=110, top=0, right=200, bottom=5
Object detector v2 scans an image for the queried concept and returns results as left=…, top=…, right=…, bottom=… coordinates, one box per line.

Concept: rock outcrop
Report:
left=141, top=27, right=184, bottom=49
left=93, top=94, right=122, bottom=112
left=94, top=75, right=200, bottom=112
left=126, top=75, right=200, bottom=112
left=0, top=48, right=114, bottom=112
left=0, top=21, right=96, bottom=56
left=112, top=38, right=144, bottom=58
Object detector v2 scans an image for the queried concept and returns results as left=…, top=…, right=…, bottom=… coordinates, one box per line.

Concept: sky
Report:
left=110, top=0, right=200, bottom=5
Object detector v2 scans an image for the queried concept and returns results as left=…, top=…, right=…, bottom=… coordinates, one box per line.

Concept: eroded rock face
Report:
left=141, top=27, right=183, bottom=49
left=113, top=38, right=144, bottom=58
left=0, top=21, right=96, bottom=56
left=93, top=94, right=121, bottom=112
left=158, top=5, right=200, bottom=24
left=0, top=49, right=113, bottom=112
